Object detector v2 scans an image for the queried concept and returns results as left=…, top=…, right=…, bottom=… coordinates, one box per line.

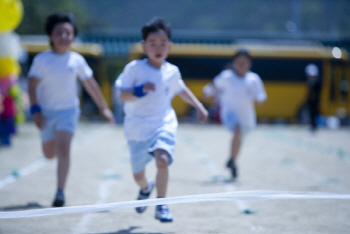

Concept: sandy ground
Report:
left=0, top=122, right=349, bottom=234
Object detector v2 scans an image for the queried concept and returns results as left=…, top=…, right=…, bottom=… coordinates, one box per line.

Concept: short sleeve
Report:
left=28, top=55, right=43, bottom=80
left=254, top=74, right=267, bottom=102
left=76, top=55, right=93, bottom=81
left=169, top=67, right=186, bottom=97
left=115, top=61, right=136, bottom=90
left=213, top=72, right=225, bottom=90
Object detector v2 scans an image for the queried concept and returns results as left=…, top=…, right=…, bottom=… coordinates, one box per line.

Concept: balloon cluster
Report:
left=0, top=0, right=24, bottom=146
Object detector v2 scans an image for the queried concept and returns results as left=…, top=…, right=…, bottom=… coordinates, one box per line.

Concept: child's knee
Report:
left=155, top=150, right=169, bottom=169
left=42, top=143, right=55, bottom=159
left=43, top=152, right=55, bottom=159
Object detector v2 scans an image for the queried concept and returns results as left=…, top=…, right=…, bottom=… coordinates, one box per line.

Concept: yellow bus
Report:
left=129, top=43, right=350, bottom=122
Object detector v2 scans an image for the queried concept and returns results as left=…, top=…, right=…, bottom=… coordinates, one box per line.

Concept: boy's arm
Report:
left=119, top=82, right=155, bottom=102
left=28, top=77, right=44, bottom=129
left=82, top=77, right=115, bottom=123
left=178, top=87, right=208, bottom=123
left=28, top=77, right=39, bottom=107
left=119, top=90, right=137, bottom=101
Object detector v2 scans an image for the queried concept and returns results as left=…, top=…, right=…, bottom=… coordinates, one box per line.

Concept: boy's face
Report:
left=142, top=30, right=172, bottom=68
left=50, top=22, right=75, bottom=54
left=233, top=55, right=251, bottom=77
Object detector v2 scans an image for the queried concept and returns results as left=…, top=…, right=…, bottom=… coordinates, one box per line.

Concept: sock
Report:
left=55, top=189, right=65, bottom=200
left=141, top=181, right=152, bottom=194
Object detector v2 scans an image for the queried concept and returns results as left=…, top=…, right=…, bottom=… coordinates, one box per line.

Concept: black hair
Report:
left=141, top=17, right=171, bottom=41
left=45, top=12, right=78, bottom=36
left=232, top=48, right=252, bottom=61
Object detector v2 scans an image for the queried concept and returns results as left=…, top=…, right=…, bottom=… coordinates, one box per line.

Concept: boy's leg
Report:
left=154, top=149, right=169, bottom=198
left=227, top=125, right=241, bottom=178
left=42, top=140, right=56, bottom=159
left=230, top=125, right=241, bottom=162
left=128, top=140, right=155, bottom=213
left=52, top=130, right=73, bottom=207
left=55, top=130, right=73, bottom=191
left=134, top=169, right=155, bottom=213
left=133, top=169, right=148, bottom=190
left=154, top=149, right=173, bottom=222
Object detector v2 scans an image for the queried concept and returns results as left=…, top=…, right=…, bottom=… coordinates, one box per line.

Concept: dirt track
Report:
left=0, top=122, right=349, bottom=234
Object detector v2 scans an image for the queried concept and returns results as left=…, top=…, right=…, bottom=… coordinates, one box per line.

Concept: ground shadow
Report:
left=0, top=201, right=45, bottom=211
left=86, top=226, right=175, bottom=234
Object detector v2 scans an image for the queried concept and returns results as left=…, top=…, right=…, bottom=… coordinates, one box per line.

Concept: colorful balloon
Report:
left=0, top=58, right=21, bottom=76
left=0, top=32, right=22, bottom=59
left=0, top=0, right=23, bottom=32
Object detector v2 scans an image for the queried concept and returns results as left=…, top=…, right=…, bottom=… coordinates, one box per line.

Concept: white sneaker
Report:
left=155, top=204, right=173, bottom=222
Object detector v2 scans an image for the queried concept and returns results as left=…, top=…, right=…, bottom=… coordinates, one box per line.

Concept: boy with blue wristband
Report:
left=28, top=13, right=114, bottom=207
left=115, top=17, right=208, bottom=222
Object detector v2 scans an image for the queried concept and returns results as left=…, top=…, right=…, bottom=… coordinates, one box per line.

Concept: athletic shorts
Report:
left=40, top=109, right=80, bottom=142
left=221, top=110, right=252, bottom=136
left=127, top=131, right=176, bottom=174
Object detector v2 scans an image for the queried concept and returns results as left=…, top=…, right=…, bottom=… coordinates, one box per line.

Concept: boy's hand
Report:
left=102, top=108, right=115, bottom=123
left=197, top=106, right=209, bottom=123
left=143, top=82, right=155, bottom=92
left=33, top=113, right=45, bottom=129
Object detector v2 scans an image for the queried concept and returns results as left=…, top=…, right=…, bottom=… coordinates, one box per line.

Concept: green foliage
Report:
left=16, top=0, right=350, bottom=37
left=17, top=0, right=90, bottom=34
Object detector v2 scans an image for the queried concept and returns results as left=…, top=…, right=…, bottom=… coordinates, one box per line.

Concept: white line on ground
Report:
left=0, top=157, right=47, bottom=190
left=71, top=170, right=115, bottom=234
left=179, top=130, right=254, bottom=214
left=0, top=124, right=115, bottom=190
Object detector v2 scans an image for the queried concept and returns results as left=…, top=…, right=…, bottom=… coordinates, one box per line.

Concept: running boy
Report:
left=206, top=49, right=267, bottom=179
left=115, top=17, right=208, bottom=222
left=28, top=13, right=114, bottom=207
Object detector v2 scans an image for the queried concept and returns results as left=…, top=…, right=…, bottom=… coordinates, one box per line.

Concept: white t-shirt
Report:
left=214, top=69, right=267, bottom=129
left=115, top=59, right=186, bottom=141
left=28, top=50, right=93, bottom=111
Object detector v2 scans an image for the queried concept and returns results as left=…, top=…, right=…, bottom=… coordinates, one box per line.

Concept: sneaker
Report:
left=231, top=164, right=238, bottom=179
left=155, top=204, right=173, bottom=222
left=226, top=159, right=233, bottom=168
left=226, top=159, right=238, bottom=179
left=52, top=190, right=65, bottom=207
left=135, top=180, right=154, bottom=213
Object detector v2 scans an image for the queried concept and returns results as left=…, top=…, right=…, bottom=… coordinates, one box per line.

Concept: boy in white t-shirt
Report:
left=28, top=13, right=114, bottom=207
left=115, top=17, right=208, bottom=222
left=204, top=49, right=267, bottom=180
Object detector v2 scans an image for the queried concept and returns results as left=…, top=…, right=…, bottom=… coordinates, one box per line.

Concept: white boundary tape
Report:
left=1, top=190, right=350, bottom=219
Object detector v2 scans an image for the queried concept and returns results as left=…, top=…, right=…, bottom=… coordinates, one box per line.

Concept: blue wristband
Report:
left=133, top=84, right=147, bottom=97
left=30, top=105, right=41, bottom=115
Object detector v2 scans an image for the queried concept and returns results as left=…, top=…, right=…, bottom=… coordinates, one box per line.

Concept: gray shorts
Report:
left=40, top=109, right=80, bottom=142
left=127, top=131, right=176, bottom=174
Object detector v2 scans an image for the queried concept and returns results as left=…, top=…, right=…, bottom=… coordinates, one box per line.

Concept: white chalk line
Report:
left=179, top=130, right=252, bottom=213
left=1, top=190, right=349, bottom=219
left=196, top=153, right=252, bottom=213
left=0, top=157, right=47, bottom=190
left=71, top=169, right=115, bottom=234
left=0, top=125, right=115, bottom=190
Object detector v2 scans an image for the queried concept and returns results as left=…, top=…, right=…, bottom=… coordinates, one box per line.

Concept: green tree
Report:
left=17, top=0, right=90, bottom=35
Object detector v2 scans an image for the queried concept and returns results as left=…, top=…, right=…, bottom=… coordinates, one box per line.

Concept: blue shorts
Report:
left=40, top=109, right=80, bottom=142
left=127, top=131, right=176, bottom=174
left=222, top=111, right=251, bottom=136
